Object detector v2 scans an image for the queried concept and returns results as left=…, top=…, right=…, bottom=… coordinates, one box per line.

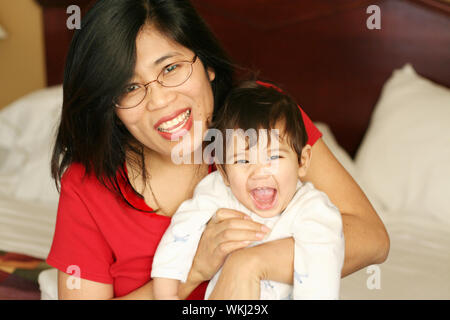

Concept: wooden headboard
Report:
left=36, top=0, right=450, bottom=157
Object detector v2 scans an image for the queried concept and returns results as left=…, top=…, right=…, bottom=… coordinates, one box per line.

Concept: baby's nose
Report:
left=254, top=156, right=280, bottom=176
left=251, top=162, right=273, bottom=179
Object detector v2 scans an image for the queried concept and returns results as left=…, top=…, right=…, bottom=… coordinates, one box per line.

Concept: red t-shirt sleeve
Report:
left=46, top=166, right=114, bottom=284
left=299, top=106, right=322, bottom=146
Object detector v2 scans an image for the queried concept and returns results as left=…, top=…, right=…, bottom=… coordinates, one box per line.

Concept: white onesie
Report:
left=151, top=171, right=345, bottom=300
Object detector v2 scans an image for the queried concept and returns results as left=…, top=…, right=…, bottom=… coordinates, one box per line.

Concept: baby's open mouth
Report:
left=250, top=187, right=278, bottom=210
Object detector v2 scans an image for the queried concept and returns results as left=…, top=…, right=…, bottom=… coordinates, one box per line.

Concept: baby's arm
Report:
left=153, top=278, right=181, bottom=300
left=291, top=190, right=345, bottom=299
left=151, top=173, right=230, bottom=299
left=151, top=202, right=214, bottom=299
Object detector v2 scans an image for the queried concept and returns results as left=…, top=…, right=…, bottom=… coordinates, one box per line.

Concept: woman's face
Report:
left=115, top=26, right=215, bottom=160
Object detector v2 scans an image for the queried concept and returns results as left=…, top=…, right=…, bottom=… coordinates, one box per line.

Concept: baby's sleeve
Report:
left=291, top=192, right=345, bottom=299
left=151, top=173, right=228, bottom=283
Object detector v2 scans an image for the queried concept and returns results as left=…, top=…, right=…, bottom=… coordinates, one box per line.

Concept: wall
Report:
left=0, top=0, right=46, bottom=110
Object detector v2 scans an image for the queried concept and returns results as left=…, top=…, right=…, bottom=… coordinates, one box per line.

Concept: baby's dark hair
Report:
left=212, top=80, right=308, bottom=164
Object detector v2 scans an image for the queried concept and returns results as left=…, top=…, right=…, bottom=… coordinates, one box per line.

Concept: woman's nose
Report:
left=144, top=82, right=176, bottom=111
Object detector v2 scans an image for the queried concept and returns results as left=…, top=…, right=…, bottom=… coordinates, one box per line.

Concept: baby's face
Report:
left=220, top=123, right=311, bottom=218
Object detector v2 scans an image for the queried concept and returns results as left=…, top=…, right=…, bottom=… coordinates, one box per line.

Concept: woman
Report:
left=48, top=0, right=389, bottom=299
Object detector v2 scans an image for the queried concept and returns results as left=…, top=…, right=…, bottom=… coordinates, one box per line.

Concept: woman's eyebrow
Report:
left=154, top=52, right=182, bottom=66
left=131, top=52, right=183, bottom=82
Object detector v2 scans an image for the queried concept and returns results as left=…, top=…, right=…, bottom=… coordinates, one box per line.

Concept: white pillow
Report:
left=355, top=64, right=450, bottom=224
left=0, top=86, right=63, bottom=205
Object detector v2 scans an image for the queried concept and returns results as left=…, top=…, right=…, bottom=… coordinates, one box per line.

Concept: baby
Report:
left=151, top=81, right=345, bottom=300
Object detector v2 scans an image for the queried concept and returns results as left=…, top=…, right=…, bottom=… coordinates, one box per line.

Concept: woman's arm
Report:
left=58, top=271, right=154, bottom=300
left=58, top=271, right=115, bottom=300
left=210, top=138, right=390, bottom=298
left=57, top=269, right=202, bottom=300
left=304, top=138, right=390, bottom=274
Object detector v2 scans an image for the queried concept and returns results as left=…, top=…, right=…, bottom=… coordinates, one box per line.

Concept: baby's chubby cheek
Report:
left=225, top=176, right=249, bottom=204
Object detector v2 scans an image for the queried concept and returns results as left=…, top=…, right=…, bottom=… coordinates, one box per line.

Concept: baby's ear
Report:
left=298, top=145, right=312, bottom=178
left=216, top=164, right=230, bottom=186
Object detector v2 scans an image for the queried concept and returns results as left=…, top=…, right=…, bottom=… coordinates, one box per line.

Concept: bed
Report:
left=1, top=0, right=449, bottom=299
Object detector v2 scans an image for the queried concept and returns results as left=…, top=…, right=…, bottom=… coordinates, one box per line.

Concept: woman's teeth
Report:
left=157, top=109, right=191, bottom=133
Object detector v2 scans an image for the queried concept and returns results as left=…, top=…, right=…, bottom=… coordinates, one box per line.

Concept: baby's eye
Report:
left=269, top=155, right=281, bottom=160
left=235, top=159, right=249, bottom=164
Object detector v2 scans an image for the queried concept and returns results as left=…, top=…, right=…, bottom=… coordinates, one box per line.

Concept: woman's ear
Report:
left=207, top=67, right=215, bottom=82
left=298, top=145, right=312, bottom=178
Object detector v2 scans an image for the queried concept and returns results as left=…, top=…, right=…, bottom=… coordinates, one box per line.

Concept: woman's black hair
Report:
left=51, top=0, right=234, bottom=211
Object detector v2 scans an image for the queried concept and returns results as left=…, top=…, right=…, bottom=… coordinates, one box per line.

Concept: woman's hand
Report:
left=208, top=246, right=262, bottom=300
left=208, top=238, right=295, bottom=300
left=189, top=208, right=270, bottom=284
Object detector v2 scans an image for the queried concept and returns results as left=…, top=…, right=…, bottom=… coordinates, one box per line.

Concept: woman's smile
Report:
left=154, top=108, right=193, bottom=140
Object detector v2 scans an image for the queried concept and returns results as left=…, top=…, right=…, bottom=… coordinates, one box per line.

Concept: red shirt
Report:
left=46, top=108, right=322, bottom=299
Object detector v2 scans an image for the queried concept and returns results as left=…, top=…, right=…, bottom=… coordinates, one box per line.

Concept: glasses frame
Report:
left=114, top=54, right=198, bottom=109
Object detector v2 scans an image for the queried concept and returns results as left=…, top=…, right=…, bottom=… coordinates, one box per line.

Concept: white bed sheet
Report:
left=0, top=194, right=56, bottom=259
left=341, top=213, right=450, bottom=299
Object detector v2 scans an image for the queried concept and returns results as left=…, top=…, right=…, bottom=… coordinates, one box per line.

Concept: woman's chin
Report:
left=168, top=132, right=206, bottom=165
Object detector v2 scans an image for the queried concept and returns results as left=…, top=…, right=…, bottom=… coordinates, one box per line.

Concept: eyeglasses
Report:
left=114, top=55, right=198, bottom=109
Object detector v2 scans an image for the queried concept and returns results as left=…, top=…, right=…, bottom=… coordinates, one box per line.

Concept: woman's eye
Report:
left=270, top=155, right=280, bottom=160
left=125, top=84, right=140, bottom=93
left=236, top=159, right=249, bottom=164
left=164, top=64, right=179, bottom=74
